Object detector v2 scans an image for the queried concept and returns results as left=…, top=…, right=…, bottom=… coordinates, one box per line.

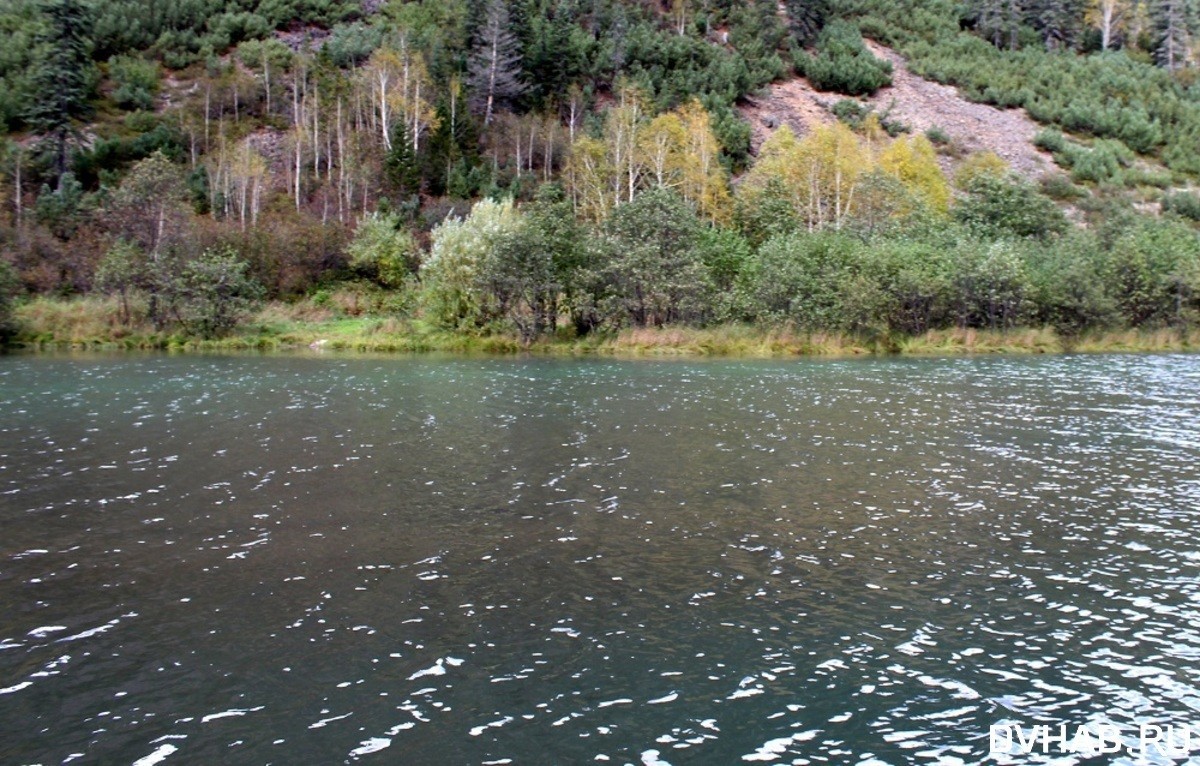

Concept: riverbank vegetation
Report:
left=2, top=0, right=1200, bottom=356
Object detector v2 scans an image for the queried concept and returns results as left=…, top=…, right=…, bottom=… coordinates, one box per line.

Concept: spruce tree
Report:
left=385, top=120, right=421, bottom=197
left=25, top=0, right=93, bottom=187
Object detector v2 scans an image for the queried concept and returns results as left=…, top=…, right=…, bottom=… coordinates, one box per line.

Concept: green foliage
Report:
left=734, top=178, right=801, bottom=248
left=109, top=55, right=159, bottom=111
left=784, top=0, right=830, bottom=46
left=924, top=125, right=951, bottom=146
left=954, top=174, right=1068, bottom=239
left=384, top=122, right=421, bottom=198
left=481, top=186, right=586, bottom=341
left=34, top=171, right=88, bottom=239
left=89, top=0, right=357, bottom=64
left=740, top=231, right=861, bottom=328
left=599, top=188, right=712, bottom=327
left=949, top=238, right=1032, bottom=329
left=1102, top=218, right=1200, bottom=326
left=172, top=247, right=264, bottom=338
left=72, top=119, right=185, bottom=189
left=831, top=98, right=871, bottom=128
left=422, top=197, right=523, bottom=329
left=1162, top=190, right=1200, bottom=221
left=0, top=0, right=46, bottom=131
left=322, top=21, right=382, bottom=68
left=1025, top=231, right=1119, bottom=335
left=1034, top=127, right=1067, bottom=154
left=0, top=258, right=19, bottom=343
left=798, top=21, right=892, bottom=96
left=839, top=0, right=1193, bottom=171
left=236, top=38, right=293, bottom=71
left=1064, top=139, right=1134, bottom=184
left=94, top=239, right=145, bottom=323
left=346, top=213, right=419, bottom=289
left=25, top=0, right=95, bottom=181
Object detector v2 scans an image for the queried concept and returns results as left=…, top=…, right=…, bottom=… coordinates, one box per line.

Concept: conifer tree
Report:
left=784, top=0, right=828, bottom=46
left=1031, top=0, right=1086, bottom=50
left=385, top=120, right=421, bottom=197
left=468, top=0, right=526, bottom=126
left=25, top=0, right=93, bottom=187
left=976, top=0, right=1025, bottom=49
left=1152, top=0, right=1196, bottom=70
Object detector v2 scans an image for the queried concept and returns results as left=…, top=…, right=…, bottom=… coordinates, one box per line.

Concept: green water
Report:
left=2, top=354, right=1199, bottom=764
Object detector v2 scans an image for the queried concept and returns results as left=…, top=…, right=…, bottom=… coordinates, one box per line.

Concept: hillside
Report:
left=741, top=40, right=1053, bottom=180
left=2, top=0, right=1200, bottom=350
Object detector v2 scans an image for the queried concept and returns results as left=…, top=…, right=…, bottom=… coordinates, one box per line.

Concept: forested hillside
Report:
left=1, top=0, right=1199, bottom=350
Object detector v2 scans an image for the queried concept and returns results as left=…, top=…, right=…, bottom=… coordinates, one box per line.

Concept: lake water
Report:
left=2, top=353, right=1199, bottom=765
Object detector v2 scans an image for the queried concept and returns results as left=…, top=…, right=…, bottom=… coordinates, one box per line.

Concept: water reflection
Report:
left=1, top=353, right=1198, bottom=764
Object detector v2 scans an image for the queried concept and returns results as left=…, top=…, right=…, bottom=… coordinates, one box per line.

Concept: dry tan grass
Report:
left=16, top=296, right=153, bottom=343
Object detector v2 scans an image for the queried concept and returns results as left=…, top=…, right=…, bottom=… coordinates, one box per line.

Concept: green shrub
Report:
left=1039, top=173, right=1084, bottom=200
left=346, top=213, right=420, bottom=289
left=954, top=175, right=1068, bottom=240
left=1103, top=219, right=1200, bottom=326
left=108, top=55, right=159, bottom=111
left=1034, top=128, right=1067, bottom=155
left=800, top=21, right=892, bottom=96
left=1025, top=231, right=1119, bottom=336
left=1162, top=191, right=1200, bottom=221
left=925, top=126, right=951, bottom=145
left=832, top=98, right=871, bottom=128
left=740, top=231, right=861, bottom=328
left=172, top=247, right=264, bottom=338
left=0, top=259, right=19, bottom=344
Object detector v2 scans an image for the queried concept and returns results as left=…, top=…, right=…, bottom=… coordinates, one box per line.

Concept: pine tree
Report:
left=1032, top=0, right=1086, bottom=50
left=976, top=0, right=1025, bottom=49
left=468, top=0, right=527, bottom=126
left=25, top=0, right=94, bottom=187
left=784, top=0, right=828, bottom=46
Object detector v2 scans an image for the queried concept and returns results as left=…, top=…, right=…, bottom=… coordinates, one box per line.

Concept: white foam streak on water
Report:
left=131, top=744, right=178, bottom=766
left=56, top=619, right=120, bottom=642
left=0, top=681, right=33, bottom=695
left=200, top=706, right=264, bottom=724
left=347, top=737, right=391, bottom=757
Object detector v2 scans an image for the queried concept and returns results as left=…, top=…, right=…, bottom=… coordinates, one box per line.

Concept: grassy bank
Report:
left=10, top=296, right=1200, bottom=357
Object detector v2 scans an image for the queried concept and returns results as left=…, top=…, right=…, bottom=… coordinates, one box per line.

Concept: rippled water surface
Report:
left=2, top=353, right=1200, bottom=765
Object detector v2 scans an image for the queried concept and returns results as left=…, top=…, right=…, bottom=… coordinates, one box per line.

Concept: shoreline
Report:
left=9, top=303, right=1199, bottom=359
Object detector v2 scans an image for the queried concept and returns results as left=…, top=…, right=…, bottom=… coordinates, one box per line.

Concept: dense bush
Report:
left=421, top=197, right=523, bottom=329
left=1161, top=191, right=1200, bottom=222
left=954, top=174, right=1068, bottom=240
left=108, top=55, right=160, bottom=111
left=798, top=21, right=892, bottom=96
left=346, top=213, right=421, bottom=290
left=740, top=231, right=861, bottom=328
left=172, top=247, right=264, bottom=338
left=0, top=258, right=19, bottom=343
left=1102, top=219, right=1200, bottom=327
left=598, top=188, right=712, bottom=327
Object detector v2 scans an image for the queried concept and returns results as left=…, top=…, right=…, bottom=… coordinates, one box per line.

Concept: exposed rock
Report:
left=739, top=40, right=1054, bottom=182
